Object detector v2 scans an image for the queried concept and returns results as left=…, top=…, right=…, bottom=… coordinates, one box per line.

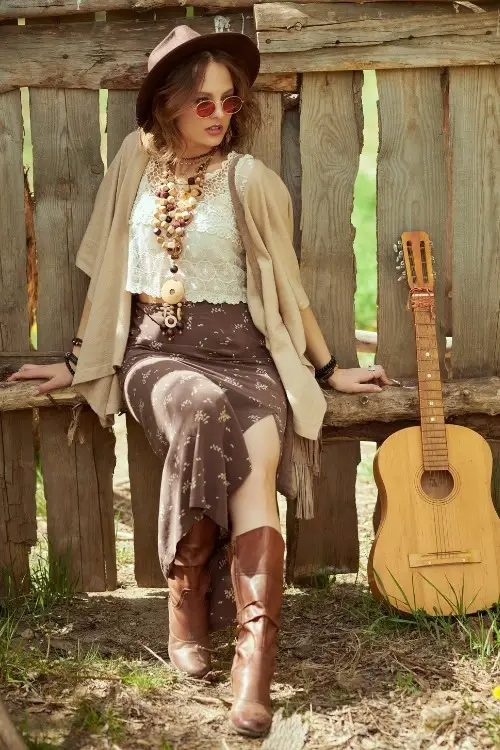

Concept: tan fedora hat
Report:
left=136, top=24, right=260, bottom=130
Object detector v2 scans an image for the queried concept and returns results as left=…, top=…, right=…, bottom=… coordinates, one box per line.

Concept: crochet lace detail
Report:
left=126, top=153, right=254, bottom=304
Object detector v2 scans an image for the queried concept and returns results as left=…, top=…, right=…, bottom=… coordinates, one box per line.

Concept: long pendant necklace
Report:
left=150, top=152, right=214, bottom=340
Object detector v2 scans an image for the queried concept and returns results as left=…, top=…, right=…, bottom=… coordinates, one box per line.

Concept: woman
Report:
left=9, top=26, right=389, bottom=737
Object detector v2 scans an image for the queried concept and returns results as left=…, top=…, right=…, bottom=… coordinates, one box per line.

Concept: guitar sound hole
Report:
left=420, top=470, right=454, bottom=500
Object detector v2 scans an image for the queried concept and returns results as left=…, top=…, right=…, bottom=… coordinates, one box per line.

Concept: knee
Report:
left=154, top=372, right=227, bottom=421
left=188, top=377, right=227, bottom=416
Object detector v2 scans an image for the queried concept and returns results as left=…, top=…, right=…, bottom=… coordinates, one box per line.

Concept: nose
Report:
left=213, top=100, right=225, bottom=118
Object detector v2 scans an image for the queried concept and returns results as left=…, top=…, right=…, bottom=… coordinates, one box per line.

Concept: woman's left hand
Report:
left=327, top=364, right=391, bottom=393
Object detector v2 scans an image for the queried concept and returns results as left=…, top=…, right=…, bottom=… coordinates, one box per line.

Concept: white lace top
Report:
left=126, top=152, right=254, bottom=303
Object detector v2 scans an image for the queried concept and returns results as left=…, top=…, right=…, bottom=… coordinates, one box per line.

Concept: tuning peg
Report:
left=431, top=255, right=436, bottom=262
left=429, top=241, right=434, bottom=248
left=398, top=272, right=407, bottom=282
left=396, top=263, right=405, bottom=270
left=397, top=251, right=403, bottom=260
left=393, top=243, right=399, bottom=254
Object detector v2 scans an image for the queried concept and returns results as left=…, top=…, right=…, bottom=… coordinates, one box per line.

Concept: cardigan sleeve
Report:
left=243, top=160, right=310, bottom=311
left=75, top=137, right=127, bottom=278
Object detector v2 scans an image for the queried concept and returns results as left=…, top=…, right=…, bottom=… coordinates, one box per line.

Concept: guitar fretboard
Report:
left=413, top=304, right=448, bottom=471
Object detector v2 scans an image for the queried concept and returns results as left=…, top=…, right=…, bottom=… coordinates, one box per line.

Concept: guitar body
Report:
left=368, top=424, right=500, bottom=615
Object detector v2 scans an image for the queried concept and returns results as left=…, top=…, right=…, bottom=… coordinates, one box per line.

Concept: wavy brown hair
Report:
left=141, top=49, right=261, bottom=161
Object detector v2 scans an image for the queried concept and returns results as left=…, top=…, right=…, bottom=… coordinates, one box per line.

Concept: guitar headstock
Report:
left=394, top=231, right=436, bottom=289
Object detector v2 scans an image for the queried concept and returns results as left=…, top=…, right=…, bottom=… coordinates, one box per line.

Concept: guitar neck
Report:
left=412, top=299, right=448, bottom=470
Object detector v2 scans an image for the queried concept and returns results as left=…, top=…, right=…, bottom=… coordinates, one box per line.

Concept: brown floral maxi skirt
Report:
left=119, top=299, right=290, bottom=630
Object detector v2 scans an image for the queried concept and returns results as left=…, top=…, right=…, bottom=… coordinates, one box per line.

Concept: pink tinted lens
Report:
left=195, top=100, right=216, bottom=118
left=223, top=96, right=243, bottom=114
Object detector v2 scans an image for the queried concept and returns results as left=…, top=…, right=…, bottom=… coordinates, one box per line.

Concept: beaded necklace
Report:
left=149, top=148, right=217, bottom=339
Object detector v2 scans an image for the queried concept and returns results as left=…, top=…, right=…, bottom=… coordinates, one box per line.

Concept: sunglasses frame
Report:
left=191, top=95, right=244, bottom=119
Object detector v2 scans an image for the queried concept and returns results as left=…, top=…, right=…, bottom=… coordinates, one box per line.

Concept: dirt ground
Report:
left=3, top=418, right=500, bottom=749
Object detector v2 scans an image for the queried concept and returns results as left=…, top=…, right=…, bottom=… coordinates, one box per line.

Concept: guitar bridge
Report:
left=408, top=550, right=481, bottom=568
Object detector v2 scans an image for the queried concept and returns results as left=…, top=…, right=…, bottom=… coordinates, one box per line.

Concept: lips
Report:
left=206, top=125, right=223, bottom=135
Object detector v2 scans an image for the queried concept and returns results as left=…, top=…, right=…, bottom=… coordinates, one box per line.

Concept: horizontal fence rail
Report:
left=0, top=0, right=487, bottom=20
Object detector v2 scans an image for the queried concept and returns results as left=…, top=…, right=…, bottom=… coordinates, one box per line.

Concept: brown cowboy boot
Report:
left=229, top=526, right=284, bottom=737
left=168, top=516, right=217, bottom=678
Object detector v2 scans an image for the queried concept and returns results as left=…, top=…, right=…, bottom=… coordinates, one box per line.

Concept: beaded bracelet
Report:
left=64, top=351, right=78, bottom=376
left=314, top=356, right=338, bottom=382
left=72, top=337, right=83, bottom=347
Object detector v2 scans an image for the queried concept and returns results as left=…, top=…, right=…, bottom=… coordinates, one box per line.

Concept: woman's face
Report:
left=175, top=60, right=235, bottom=155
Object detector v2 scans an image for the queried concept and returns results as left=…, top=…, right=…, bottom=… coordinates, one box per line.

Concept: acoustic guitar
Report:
left=368, top=231, right=500, bottom=616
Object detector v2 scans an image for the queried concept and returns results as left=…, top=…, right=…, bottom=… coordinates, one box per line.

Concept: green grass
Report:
left=353, top=70, right=378, bottom=332
left=343, top=585, right=500, bottom=663
left=72, top=699, right=125, bottom=742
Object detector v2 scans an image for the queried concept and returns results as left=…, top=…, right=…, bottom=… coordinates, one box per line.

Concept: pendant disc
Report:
left=161, top=279, right=185, bottom=304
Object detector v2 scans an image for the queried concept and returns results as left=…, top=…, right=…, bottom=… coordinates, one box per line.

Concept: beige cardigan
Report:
left=73, top=132, right=326, bottom=512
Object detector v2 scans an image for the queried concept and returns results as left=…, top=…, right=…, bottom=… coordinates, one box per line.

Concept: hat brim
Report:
left=136, top=32, right=260, bottom=129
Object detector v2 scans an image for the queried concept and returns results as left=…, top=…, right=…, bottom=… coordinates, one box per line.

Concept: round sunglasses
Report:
left=191, top=95, right=243, bottom=119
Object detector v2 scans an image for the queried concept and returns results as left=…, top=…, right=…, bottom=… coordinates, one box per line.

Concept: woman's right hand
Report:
left=7, top=362, right=74, bottom=395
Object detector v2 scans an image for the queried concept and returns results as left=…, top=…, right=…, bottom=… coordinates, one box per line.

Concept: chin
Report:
left=199, top=131, right=226, bottom=150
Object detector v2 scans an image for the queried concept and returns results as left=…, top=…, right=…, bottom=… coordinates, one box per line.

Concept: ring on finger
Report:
left=368, top=364, right=377, bottom=373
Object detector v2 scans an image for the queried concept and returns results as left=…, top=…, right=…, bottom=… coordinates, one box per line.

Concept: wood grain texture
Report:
left=287, top=72, right=363, bottom=581
left=30, top=75, right=116, bottom=591
left=107, top=91, right=138, bottom=164
left=0, top=19, right=296, bottom=93
left=450, top=67, right=500, bottom=379
left=376, top=69, right=448, bottom=378
left=256, top=2, right=499, bottom=51
left=0, top=16, right=254, bottom=92
left=0, top=0, right=491, bottom=19
left=126, top=415, right=165, bottom=587
left=256, top=2, right=500, bottom=73
left=255, top=3, right=500, bottom=64
left=281, top=104, right=301, bottom=258
left=251, top=91, right=282, bottom=174
left=449, top=66, right=500, bottom=512
left=0, top=90, right=36, bottom=592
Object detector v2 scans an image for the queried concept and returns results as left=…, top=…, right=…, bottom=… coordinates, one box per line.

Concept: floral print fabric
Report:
left=119, top=299, right=290, bottom=630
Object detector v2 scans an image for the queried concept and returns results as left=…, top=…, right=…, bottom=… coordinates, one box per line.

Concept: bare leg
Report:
left=229, top=415, right=281, bottom=537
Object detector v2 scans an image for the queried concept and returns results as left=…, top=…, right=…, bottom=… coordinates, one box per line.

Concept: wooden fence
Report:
left=1, top=0, right=500, bottom=593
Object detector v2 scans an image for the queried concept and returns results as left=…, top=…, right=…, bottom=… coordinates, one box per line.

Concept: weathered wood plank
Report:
left=0, top=0, right=476, bottom=20
left=4, top=377, right=500, bottom=421
left=260, top=43, right=500, bottom=74
left=281, top=103, right=301, bottom=258
left=0, top=19, right=296, bottom=92
left=256, top=3, right=500, bottom=51
left=256, top=2, right=497, bottom=35
left=376, top=69, right=448, bottom=379
left=0, top=0, right=492, bottom=19
left=450, top=65, right=500, bottom=512
left=251, top=91, right=282, bottom=173
left=0, top=89, right=36, bottom=593
left=287, top=71, right=363, bottom=582
left=256, top=2, right=500, bottom=73
left=126, top=415, right=165, bottom=587
left=107, top=91, right=138, bottom=164
left=0, top=17, right=253, bottom=92
left=30, top=78, right=117, bottom=591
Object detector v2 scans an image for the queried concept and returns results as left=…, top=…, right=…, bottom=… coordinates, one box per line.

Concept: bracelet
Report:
left=64, top=357, right=75, bottom=376
left=72, top=337, right=83, bottom=348
left=65, top=351, right=78, bottom=367
left=315, top=356, right=338, bottom=382
left=64, top=351, right=77, bottom=376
